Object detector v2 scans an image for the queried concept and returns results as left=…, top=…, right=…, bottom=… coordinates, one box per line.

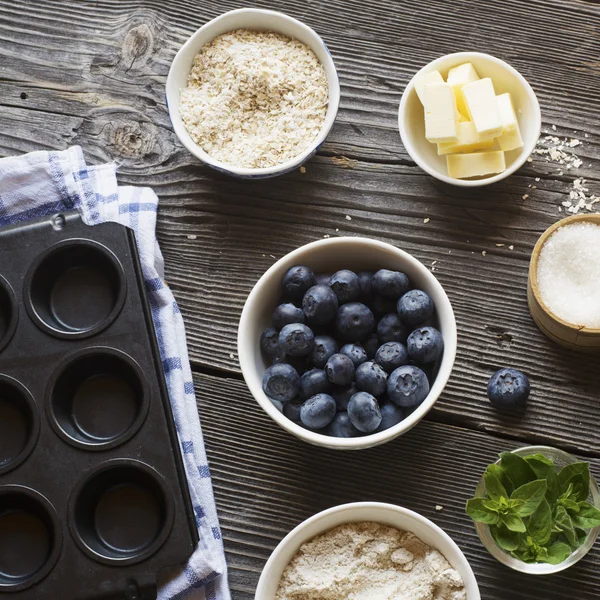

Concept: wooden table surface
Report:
left=2, top=0, right=600, bottom=598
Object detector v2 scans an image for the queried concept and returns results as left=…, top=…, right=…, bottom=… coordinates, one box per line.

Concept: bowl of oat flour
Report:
left=166, top=8, right=340, bottom=178
left=256, top=502, right=480, bottom=600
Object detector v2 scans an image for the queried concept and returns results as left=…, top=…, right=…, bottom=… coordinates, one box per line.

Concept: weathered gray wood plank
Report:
left=196, top=372, right=600, bottom=600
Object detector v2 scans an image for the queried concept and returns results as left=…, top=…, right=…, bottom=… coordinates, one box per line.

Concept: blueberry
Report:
left=377, top=313, right=408, bottom=343
left=282, top=266, right=316, bottom=302
left=369, top=295, right=397, bottom=319
left=315, top=272, right=332, bottom=286
left=372, top=269, right=410, bottom=299
left=375, top=341, right=409, bottom=373
left=272, top=352, right=310, bottom=375
left=355, top=360, right=388, bottom=397
left=300, top=393, right=337, bottom=429
left=283, top=398, right=303, bottom=422
left=332, top=382, right=359, bottom=411
left=397, top=290, right=434, bottom=327
left=407, top=326, right=444, bottom=364
left=278, top=323, right=314, bottom=357
left=260, top=327, right=280, bottom=356
left=487, top=368, right=530, bottom=411
left=347, top=392, right=382, bottom=433
left=273, top=303, right=305, bottom=330
left=340, top=343, right=368, bottom=367
left=302, top=285, right=339, bottom=325
left=262, top=363, right=300, bottom=402
left=299, top=368, right=331, bottom=399
left=328, top=270, right=361, bottom=304
left=335, top=302, right=375, bottom=341
left=357, top=271, right=374, bottom=297
left=387, top=365, right=430, bottom=407
left=325, top=353, right=355, bottom=386
left=328, top=411, right=361, bottom=438
left=363, top=334, right=380, bottom=359
left=375, top=402, right=406, bottom=432
left=311, top=335, right=339, bottom=369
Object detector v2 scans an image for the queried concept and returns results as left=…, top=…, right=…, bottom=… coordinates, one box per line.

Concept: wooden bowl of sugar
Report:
left=528, top=214, right=600, bottom=351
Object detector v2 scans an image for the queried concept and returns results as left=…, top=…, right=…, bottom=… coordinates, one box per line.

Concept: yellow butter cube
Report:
left=438, top=121, right=496, bottom=155
left=447, top=151, right=506, bottom=179
left=497, top=128, right=524, bottom=151
left=497, top=93, right=519, bottom=133
left=447, top=62, right=480, bottom=118
left=424, top=82, right=459, bottom=144
left=462, top=78, right=503, bottom=138
left=414, top=70, right=444, bottom=105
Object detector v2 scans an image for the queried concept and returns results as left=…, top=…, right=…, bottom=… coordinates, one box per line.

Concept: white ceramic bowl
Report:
left=166, top=8, right=340, bottom=179
left=255, top=502, right=481, bottom=599
left=237, top=237, right=457, bottom=450
left=399, top=52, right=541, bottom=187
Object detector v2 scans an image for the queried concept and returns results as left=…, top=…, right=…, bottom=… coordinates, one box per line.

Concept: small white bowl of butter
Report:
left=399, top=52, right=541, bottom=186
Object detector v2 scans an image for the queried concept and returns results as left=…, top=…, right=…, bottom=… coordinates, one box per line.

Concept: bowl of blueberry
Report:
left=238, top=237, right=457, bottom=449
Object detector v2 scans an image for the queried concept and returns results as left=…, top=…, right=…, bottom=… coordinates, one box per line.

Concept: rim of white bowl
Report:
left=166, top=8, right=341, bottom=177
left=398, top=51, right=542, bottom=187
left=255, top=502, right=481, bottom=599
left=237, top=237, right=457, bottom=450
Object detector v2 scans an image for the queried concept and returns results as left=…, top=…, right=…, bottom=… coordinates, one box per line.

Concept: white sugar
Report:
left=537, top=222, right=600, bottom=328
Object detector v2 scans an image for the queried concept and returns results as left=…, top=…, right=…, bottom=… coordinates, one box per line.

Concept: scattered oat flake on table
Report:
left=482, top=251, right=486, bottom=256
left=509, top=245, right=514, bottom=250
left=229, top=353, right=235, bottom=359
left=187, top=234, right=197, bottom=240
left=435, top=505, right=444, bottom=511
left=424, top=217, right=430, bottom=223
left=323, top=234, right=330, bottom=238
left=522, top=194, right=529, bottom=200
left=535, top=177, right=540, bottom=182
left=299, top=166, right=306, bottom=174
left=552, top=124, right=557, bottom=131
left=269, top=254, right=276, bottom=259
left=346, top=215, right=352, bottom=221
left=496, top=243, right=505, bottom=247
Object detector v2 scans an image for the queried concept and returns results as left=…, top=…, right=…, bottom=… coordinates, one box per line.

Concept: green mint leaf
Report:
left=484, top=471, right=508, bottom=502
left=525, top=456, right=559, bottom=503
left=575, top=528, right=588, bottom=547
left=502, top=513, right=526, bottom=533
left=482, top=498, right=501, bottom=512
left=571, top=502, right=600, bottom=529
left=486, top=463, right=515, bottom=496
left=510, top=479, right=547, bottom=517
left=527, top=498, right=553, bottom=545
left=546, top=542, right=572, bottom=565
left=491, top=524, right=521, bottom=551
left=554, top=505, right=578, bottom=547
left=466, top=498, right=500, bottom=525
left=499, top=452, right=538, bottom=490
left=557, top=462, right=590, bottom=502
left=560, top=498, right=581, bottom=513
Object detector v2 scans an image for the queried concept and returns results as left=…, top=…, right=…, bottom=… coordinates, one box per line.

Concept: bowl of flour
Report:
left=256, top=502, right=480, bottom=600
left=166, top=8, right=340, bottom=178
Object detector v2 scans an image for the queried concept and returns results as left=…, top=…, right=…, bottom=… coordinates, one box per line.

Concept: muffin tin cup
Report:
left=0, top=376, right=39, bottom=476
left=25, top=238, right=126, bottom=339
left=69, top=460, right=174, bottom=566
left=0, top=485, right=62, bottom=592
left=46, top=347, right=150, bottom=451
left=0, top=275, right=18, bottom=353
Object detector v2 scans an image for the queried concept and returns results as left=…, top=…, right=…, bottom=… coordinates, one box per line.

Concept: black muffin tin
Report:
left=0, top=212, right=198, bottom=598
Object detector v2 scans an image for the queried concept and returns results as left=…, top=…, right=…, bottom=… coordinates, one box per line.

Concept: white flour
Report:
left=275, top=522, right=466, bottom=600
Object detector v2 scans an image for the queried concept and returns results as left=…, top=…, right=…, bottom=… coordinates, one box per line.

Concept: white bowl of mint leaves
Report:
left=466, top=445, right=600, bottom=574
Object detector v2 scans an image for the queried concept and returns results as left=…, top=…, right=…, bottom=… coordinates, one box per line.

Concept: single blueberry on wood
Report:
left=260, top=327, right=280, bottom=356
left=299, top=368, right=331, bottom=399
left=377, top=313, right=408, bottom=343
left=325, top=353, right=355, bottom=386
left=335, top=302, right=375, bottom=341
left=347, top=391, right=382, bottom=433
left=406, top=326, right=443, bottom=364
left=300, top=393, right=337, bottom=429
left=375, top=341, right=409, bottom=373
left=328, top=270, right=361, bottom=304
left=311, top=335, right=339, bottom=369
left=262, top=363, right=300, bottom=403
left=387, top=365, right=430, bottom=407
left=302, top=284, right=339, bottom=325
left=282, top=265, right=316, bottom=302
left=397, top=289, right=434, bottom=326
left=339, top=343, right=368, bottom=367
left=487, top=368, right=530, bottom=411
left=372, top=269, right=410, bottom=299
left=278, top=323, right=315, bottom=357
left=273, top=303, right=305, bottom=330
left=328, top=411, right=361, bottom=438
left=355, top=360, right=388, bottom=397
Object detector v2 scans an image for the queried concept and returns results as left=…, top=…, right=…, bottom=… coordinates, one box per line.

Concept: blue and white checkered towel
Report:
left=0, top=146, right=230, bottom=600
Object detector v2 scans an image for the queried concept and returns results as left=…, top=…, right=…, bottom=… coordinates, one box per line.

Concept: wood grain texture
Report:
left=195, top=372, right=600, bottom=600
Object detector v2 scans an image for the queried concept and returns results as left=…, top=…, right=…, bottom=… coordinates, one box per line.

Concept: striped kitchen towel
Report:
left=0, top=146, right=230, bottom=600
